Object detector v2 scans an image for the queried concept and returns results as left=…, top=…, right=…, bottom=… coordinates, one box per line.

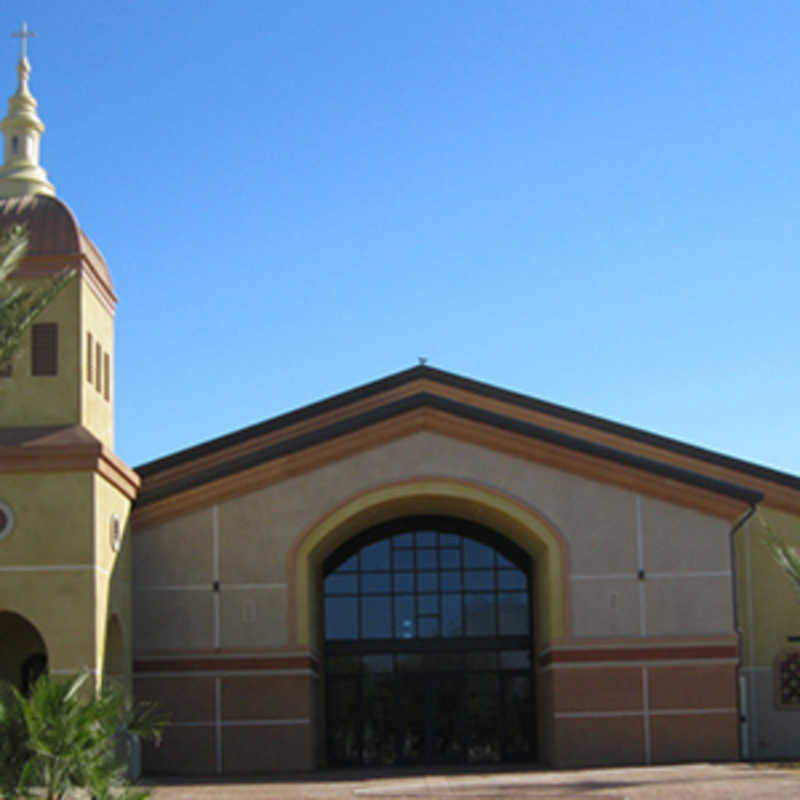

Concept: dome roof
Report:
left=0, top=193, right=115, bottom=308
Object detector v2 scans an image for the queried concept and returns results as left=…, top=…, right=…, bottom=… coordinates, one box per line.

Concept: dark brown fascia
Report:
left=135, top=391, right=763, bottom=509
left=137, top=366, right=800, bottom=491
left=136, top=365, right=796, bottom=491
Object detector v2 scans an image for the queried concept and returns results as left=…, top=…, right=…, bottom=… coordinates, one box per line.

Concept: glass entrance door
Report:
left=428, top=673, right=465, bottom=762
left=396, top=672, right=471, bottom=764
left=326, top=653, right=533, bottom=766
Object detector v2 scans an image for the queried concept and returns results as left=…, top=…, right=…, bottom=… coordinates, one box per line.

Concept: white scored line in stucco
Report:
left=538, top=658, right=738, bottom=671
left=649, top=707, right=739, bottom=716
left=636, top=496, right=647, bottom=638
left=0, top=564, right=111, bottom=577
left=219, top=583, right=287, bottom=590
left=569, top=571, right=731, bottom=580
left=554, top=710, right=642, bottom=718
left=635, top=496, right=645, bottom=572
left=135, top=584, right=210, bottom=591
left=170, top=718, right=311, bottom=728
left=212, top=504, right=220, bottom=584
left=135, top=582, right=288, bottom=591
left=554, top=707, right=737, bottom=719
left=646, top=571, right=731, bottom=578
left=212, top=504, right=221, bottom=651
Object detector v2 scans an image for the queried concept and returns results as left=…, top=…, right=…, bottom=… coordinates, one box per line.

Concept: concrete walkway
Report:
left=145, top=763, right=800, bottom=799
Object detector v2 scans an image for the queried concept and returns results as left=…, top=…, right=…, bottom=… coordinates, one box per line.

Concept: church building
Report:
left=1, top=41, right=800, bottom=775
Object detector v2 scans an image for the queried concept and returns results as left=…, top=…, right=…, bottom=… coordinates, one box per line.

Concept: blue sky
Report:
left=8, top=1, right=800, bottom=473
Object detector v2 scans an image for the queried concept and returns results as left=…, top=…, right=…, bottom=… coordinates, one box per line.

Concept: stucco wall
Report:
left=0, top=470, right=133, bottom=685
left=80, top=279, right=115, bottom=447
left=132, top=429, right=741, bottom=772
left=0, top=278, right=80, bottom=427
left=93, top=474, right=134, bottom=685
left=133, top=430, right=734, bottom=655
left=737, top=507, right=800, bottom=759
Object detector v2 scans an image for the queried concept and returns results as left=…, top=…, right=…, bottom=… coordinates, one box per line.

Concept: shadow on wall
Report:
left=0, top=610, right=48, bottom=693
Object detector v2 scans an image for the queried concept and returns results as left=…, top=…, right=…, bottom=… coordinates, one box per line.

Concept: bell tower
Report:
left=0, top=24, right=139, bottom=695
left=0, top=24, right=116, bottom=446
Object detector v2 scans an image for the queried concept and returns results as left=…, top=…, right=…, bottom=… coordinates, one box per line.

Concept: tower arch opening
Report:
left=103, top=614, right=127, bottom=690
left=0, top=610, right=48, bottom=694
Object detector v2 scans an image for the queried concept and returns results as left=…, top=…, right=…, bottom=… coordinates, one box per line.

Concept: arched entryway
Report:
left=0, top=611, right=48, bottom=694
left=291, top=478, right=569, bottom=768
left=103, top=614, right=127, bottom=688
left=323, top=516, right=534, bottom=766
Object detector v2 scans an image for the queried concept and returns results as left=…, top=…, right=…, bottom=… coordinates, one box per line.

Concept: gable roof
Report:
left=132, top=366, right=793, bottom=527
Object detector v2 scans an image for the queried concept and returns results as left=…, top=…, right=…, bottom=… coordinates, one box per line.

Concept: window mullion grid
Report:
left=460, top=536, right=466, bottom=638
left=438, top=533, right=444, bottom=636
left=494, top=553, right=500, bottom=639
left=413, top=536, right=418, bottom=635
left=356, top=551, right=363, bottom=640
left=391, top=537, right=397, bottom=639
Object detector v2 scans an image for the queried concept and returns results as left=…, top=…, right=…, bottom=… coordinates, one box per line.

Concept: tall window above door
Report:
left=324, top=516, right=531, bottom=642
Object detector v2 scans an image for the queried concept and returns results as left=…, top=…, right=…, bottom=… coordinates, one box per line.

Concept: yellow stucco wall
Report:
left=0, top=471, right=98, bottom=674
left=0, top=470, right=133, bottom=687
left=738, top=506, right=800, bottom=667
left=0, top=275, right=115, bottom=446
left=80, top=279, right=114, bottom=447
left=0, top=570, right=97, bottom=674
left=734, top=506, right=800, bottom=758
left=0, top=277, right=80, bottom=426
left=93, top=474, right=133, bottom=686
left=0, top=471, right=94, bottom=563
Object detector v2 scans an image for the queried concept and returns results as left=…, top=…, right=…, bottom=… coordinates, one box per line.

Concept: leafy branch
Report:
left=763, top=524, right=800, bottom=602
left=0, top=224, right=73, bottom=366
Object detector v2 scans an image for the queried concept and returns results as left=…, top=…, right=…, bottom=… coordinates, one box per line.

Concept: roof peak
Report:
left=0, top=22, right=55, bottom=199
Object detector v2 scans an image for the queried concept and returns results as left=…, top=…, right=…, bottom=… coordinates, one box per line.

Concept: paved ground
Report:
left=144, top=763, right=800, bottom=799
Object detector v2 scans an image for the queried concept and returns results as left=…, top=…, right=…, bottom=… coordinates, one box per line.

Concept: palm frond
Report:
left=761, top=519, right=800, bottom=602
left=0, top=223, right=74, bottom=366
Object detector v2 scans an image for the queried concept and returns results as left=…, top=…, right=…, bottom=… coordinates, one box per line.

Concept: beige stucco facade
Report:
left=135, top=432, right=736, bottom=652
left=131, top=405, right=756, bottom=772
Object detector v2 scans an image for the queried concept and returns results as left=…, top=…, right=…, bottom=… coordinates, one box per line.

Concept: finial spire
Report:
left=0, top=21, right=54, bottom=198
left=12, top=22, right=36, bottom=61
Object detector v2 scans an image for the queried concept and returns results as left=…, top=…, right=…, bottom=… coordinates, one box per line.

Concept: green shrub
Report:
left=0, top=671, right=166, bottom=800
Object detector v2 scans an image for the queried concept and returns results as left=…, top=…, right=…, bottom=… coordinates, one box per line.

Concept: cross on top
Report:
left=12, top=22, right=36, bottom=60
